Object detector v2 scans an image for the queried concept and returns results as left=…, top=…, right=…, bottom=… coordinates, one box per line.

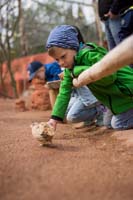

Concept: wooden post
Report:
left=46, top=80, right=61, bottom=108
left=48, top=89, right=59, bottom=108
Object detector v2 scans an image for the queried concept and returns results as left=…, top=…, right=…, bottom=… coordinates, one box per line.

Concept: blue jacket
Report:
left=44, top=62, right=62, bottom=82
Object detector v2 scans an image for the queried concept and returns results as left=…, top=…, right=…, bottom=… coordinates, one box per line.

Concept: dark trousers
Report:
left=119, top=10, right=133, bottom=68
left=119, top=10, right=133, bottom=41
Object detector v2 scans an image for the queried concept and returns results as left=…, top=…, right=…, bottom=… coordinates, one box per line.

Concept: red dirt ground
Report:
left=0, top=98, right=133, bottom=200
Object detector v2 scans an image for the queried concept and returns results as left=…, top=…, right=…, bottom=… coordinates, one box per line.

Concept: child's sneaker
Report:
left=95, top=112, right=104, bottom=127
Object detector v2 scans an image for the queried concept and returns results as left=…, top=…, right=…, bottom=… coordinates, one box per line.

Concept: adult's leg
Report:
left=109, top=17, right=121, bottom=46
left=111, top=108, right=133, bottom=130
left=119, top=10, right=133, bottom=41
left=119, top=10, right=133, bottom=68
left=104, top=17, right=121, bottom=50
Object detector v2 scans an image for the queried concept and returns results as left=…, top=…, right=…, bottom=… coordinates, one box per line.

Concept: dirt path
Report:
left=0, top=99, right=133, bottom=200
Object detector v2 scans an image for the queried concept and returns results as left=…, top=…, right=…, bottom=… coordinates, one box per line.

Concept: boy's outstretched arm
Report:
left=73, top=35, right=133, bottom=87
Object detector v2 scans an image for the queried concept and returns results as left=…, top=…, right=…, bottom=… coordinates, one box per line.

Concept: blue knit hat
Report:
left=27, top=61, right=43, bottom=81
left=46, top=25, right=79, bottom=51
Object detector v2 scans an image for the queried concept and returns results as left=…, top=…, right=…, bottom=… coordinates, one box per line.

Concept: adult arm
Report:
left=73, top=35, right=133, bottom=87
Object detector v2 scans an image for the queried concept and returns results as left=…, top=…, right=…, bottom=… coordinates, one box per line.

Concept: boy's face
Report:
left=35, top=66, right=45, bottom=80
left=49, top=47, right=77, bottom=69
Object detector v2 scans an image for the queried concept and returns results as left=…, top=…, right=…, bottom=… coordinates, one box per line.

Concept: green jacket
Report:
left=52, top=43, right=133, bottom=121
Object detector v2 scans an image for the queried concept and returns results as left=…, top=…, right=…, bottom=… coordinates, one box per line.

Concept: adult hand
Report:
left=73, top=78, right=82, bottom=88
left=73, top=69, right=94, bottom=87
left=104, top=11, right=118, bottom=19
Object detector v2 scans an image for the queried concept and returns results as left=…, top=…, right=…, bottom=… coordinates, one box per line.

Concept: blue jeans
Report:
left=66, top=96, right=98, bottom=123
left=66, top=86, right=103, bottom=125
left=104, top=17, right=121, bottom=50
left=104, top=108, right=133, bottom=130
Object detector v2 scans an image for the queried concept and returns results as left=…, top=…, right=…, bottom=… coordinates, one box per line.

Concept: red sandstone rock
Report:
left=15, top=99, right=27, bottom=111
left=32, top=78, right=46, bottom=90
left=30, top=88, right=51, bottom=111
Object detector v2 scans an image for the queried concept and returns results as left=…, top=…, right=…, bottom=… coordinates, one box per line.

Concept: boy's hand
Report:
left=47, top=118, right=58, bottom=131
left=73, top=74, right=90, bottom=88
left=58, top=72, right=64, bottom=80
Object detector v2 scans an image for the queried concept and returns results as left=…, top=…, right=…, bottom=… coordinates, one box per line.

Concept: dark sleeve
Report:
left=110, top=0, right=130, bottom=15
left=51, top=115, right=63, bottom=121
left=110, top=0, right=121, bottom=14
left=98, top=0, right=113, bottom=20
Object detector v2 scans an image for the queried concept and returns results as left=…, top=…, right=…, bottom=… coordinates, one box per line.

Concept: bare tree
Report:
left=92, top=0, right=103, bottom=45
left=0, top=0, right=104, bottom=99
left=0, top=0, right=22, bottom=97
left=19, top=0, right=28, bottom=56
left=30, top=0, right=98, bottom=42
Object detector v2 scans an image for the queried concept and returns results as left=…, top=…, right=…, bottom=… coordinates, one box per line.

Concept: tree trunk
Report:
left=19, top=0, right=28, bottom=56
left=93, top=0, right=103, bottom=46
left=0, top=63, right=8, bottom=95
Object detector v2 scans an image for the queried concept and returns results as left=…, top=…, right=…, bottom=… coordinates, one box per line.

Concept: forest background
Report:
left=0, top=0, right=104, bottom=98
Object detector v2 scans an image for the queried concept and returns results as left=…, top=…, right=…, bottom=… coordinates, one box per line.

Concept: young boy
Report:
left=27, top=60, right=103, bottom=127
left=46, top=25, right=133, bottom=130
left=27, top=61, right=62, bottom=83
left=27, top=61, right=62, bottom=108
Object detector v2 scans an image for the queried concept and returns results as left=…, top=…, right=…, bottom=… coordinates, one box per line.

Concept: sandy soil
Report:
left=0, top=98, right=133, bottom=200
